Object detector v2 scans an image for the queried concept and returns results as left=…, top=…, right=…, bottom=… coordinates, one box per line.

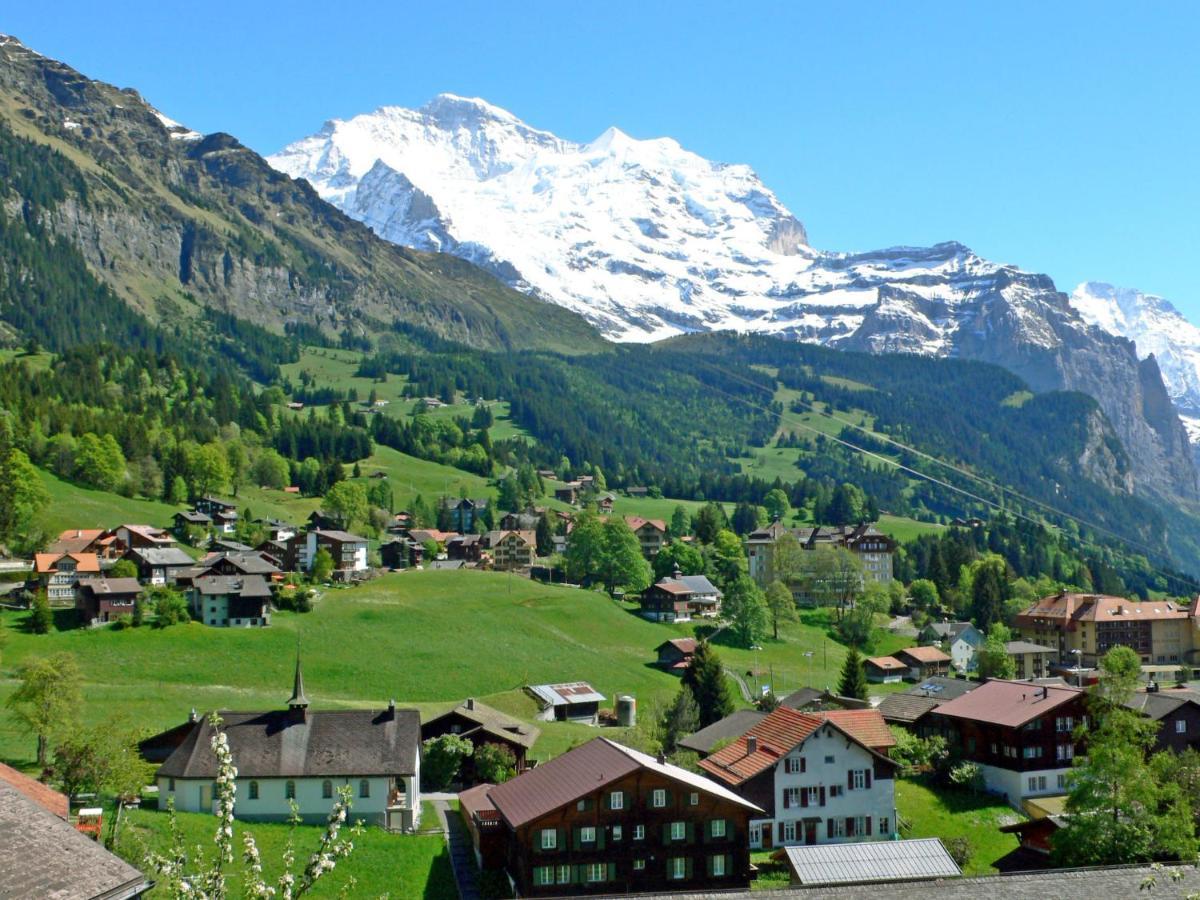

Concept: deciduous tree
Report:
left=764, top=580, right=798, bottom=640
left=7, top=652, right=82, bottom=766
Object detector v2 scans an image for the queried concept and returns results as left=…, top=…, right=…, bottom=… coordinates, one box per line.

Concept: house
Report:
left=153, top=659, right=421, bottom=830
left=773, top=837, right=961, bottom=888
left=124, top=546, right=196, bottom=586
left=864, top=656, right=907, bottom=683
left=625, top=517, right=667, bottom=559
left=459, top=737, right=760, bottom=896
left=679, top=710, right=768, bottom=757
left=112, top=523, right=175, bottom=550
left=876, top=676, right=980, bottom=730
left=75, top=577, right=142, bottom=626
left=421, top=698, right=541, bottom=782
left=500, top=508, right=544, bottom=531
left=1015, top=591, right=1199, bottom=669
left=927, top=679, right=1088, bottom=806
left=554, top=482, right=582, bottom=505
left=380, top=537, right=422, bottom=570
left=996, top=816, right=1064, bottom=871
left=188, top=574, right=272, bottom=627
left=698, top=706, right=898, bottom=850
left=655, top=638, right=697, bottom=672
left=298, top=529, right=369, bottom=574
left=444, top=498, right=489, bottom=533
left=306, top=510, right=343, bottom=531
left=746, top=521, right=896, bottom=587
left=1006, top=641, right=1056, bottom=679
left=779, top=688, right=825, bottom=711
left=195, top=496, right=237, bottom=518
left=918, top=621, right=984, bottom=673
left=1126, top=688, right=1200, bottom=753
left=527, top=682, right=606, bottom=725
left=640, top=578, right=694, bottom=623
left=256, top=519, right=296, bottom=542
left=596, top=493, right=616, bottom=514
left=0, top=769, right=151, bottom=898
left=894, top=646, right=952, bottom=681
left=197, top=551, right=282, bottom=580
left=173, top=510, right=213, bottom=533
left=446, top=533, right=484, bottom=563
left=33, top=551, right=100, bottom=602
left=45, top=528, right=121, bottom=559
left=486, top=530, right=536, bottom=570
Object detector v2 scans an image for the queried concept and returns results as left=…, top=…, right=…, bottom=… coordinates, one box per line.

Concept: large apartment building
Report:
left=1015, top=592, right=1200, bottom=670
left=746, top=522, right=896, bottom=587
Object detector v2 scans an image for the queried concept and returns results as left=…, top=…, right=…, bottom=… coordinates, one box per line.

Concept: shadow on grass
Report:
left=425, top=844, right=458, bottom=900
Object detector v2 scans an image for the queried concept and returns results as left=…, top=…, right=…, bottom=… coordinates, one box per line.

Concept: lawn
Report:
left=895, top=777, right=1024, bottom=874
left=36, top=468, right=181, bottom=536
left=115, top=805, right=455, bottom=898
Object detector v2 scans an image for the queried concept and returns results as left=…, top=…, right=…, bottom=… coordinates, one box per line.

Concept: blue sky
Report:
left=7, top=2, right=1200, bottom=314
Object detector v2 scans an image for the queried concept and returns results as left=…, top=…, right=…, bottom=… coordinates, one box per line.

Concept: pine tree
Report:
left=838, top=646, right=868, bottom=700
left=30, top=591, right=52, bottom=635
left=682, top=642, right=734, bottom=727
left=659, top=685, right=700, bottom=752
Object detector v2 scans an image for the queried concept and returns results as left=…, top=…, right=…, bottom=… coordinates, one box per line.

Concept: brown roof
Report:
left=700, top=706, right=895, bottom=786
left=484, top=737, right=757, bottom=828
left=1016, top=591, right=1192, bottom=630
left=458, top=782, right=498, bottom=820
left=896, top=645, right=951, bottom=665
left=423, top=699, right=541, bottom=750
left=0, top=762, right=68, bottom=819
left=931, top=679, right=1082, bottom=728
left=865, top=656, right=906, bottom=671
left=624, top=516, right=667, bottom=533
left=75, top=577, right=143, bottom=597
left=657, top=638, right=698, bottom=655
left=46, top=528, right=105, bottom=555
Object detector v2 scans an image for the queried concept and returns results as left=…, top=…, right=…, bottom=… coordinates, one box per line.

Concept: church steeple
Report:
left=287, top=647, right=309, bottom=720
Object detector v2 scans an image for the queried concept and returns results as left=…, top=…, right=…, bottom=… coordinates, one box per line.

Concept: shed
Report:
left=774, top=837, right=961, bottom=887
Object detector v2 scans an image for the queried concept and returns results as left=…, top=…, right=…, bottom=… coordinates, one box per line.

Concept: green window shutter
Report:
left=607, top=862, right=616, bottom=882
left=557, top=827, right=566, bottom=851
left=663, top=823, right=671, bottom=844
left=572, top=865, right=581, bottom=885
left=572, top=827, right=581, bottom=851
left=596, top=827, right=606, bottom=850
left=705, top=854, right=714, bottom=877
left=685, top=857, right=694, bottom=879
left=686, top=821, right=695, bottom=843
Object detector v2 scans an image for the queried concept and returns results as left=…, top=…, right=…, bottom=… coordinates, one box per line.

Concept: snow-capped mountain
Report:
left=271, top=96, right=1198, bottom=501
left=1072, top=282, right=1200, bottom=442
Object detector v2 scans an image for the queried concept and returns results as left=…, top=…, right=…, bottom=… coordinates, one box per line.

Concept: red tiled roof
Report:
left=33, top=552, right=100, bottom=575
left=896, top=646, right=951, bottom=664
left=624, top=516, right=667, bottom=532
left=1016, top=592, right=1190, bottom=629
left=666, top=638, right=697, bottom=654
left=865, top=656, right=906, bottom=671
left=458, top=782, right=497, bottom=819
left=699, top=706, right=894, bottom=786
left=932, top=679, right=1082, bottom=728
left=0, top=762, right=68, bottom=819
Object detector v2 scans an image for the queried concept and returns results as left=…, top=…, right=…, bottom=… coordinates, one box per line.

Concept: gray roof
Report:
left=130, top=547, right=195, bottom=566
left=779, top=688, right=824, bottom=710
left=878, top=677, right=980, bottom=724
left=192, top=575, right=272, bottom=598
left=157, top=707, right=420, bottom=779
left=75, top=577, right=143, bottom=596
left=678, top=574, right=722, bottom=596
left=1005, top=640, right=1056, bottom=654
left=781, top=838, right=961, bottom=887
left=0, top=781, right=150, bottom=899
left=527, top=682, right=605, bottom=707
left=1126, top=690, right=1200, bottom=720
left=923, top=621, right=979, bottom=642
left=423, top=699, right=541, bottom=749
left=678, top=709, right=767, bottom=754
left=199, top=551, right=282, bottom=575
left=312, top=529, right=368, bottom=544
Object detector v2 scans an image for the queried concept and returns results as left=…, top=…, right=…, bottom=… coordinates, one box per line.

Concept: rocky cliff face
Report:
left=0, top=36, right=602, bottom=353
left=273, top=98, right=1200, bottom=504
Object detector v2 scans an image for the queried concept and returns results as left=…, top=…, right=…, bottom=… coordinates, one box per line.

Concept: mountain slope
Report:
left=1072, top=282, right=1200, bottom=442
left=0, top=37, right=602, bottom=354
left=272, top=96, right=1198, bottom=504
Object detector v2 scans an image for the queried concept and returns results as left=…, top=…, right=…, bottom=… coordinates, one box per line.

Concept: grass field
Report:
left=35, top=468, right=181, bottom=536
left=896, top=777, right=1023, bottom=874
left=116, top=805, right=455, bottom=898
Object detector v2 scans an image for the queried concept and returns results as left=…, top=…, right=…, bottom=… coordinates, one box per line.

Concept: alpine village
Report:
left=2, top=15, right=1200, bottom=900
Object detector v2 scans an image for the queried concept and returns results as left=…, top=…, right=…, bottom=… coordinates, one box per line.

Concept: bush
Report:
left=29, top=591, right=53, bottom=634
left=152, top=590, right=191, bottom=628
left=948, top=761, right=984, bottom=793
left=110, top=613, right=134, bottom=631
left=945, top=835, right=973, bottom=868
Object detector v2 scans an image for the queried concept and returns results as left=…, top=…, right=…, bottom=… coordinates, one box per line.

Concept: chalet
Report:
left=421, top=698, right=541, bottom=782
left=154, top=660, right=421, bottom=830
left=1006, top=641, right=1056, bottom=679
left=596, top=493, right=616, bottom=514
left=75, top=577, right=142, bottom=626
left=195, top=496, right=236, bottom=518
left=45, top=528, right=123, bottom=560
left=306, top=510, right=343, bottom=531
left=486, top=530, right=536, bottom=570
left=625, top=517, right=667, bottom=559
left=1126, top=689, right=1200, bottom=754
left=407, top=528, right=458, bottom=548
left=380, top=537, right=422, bottom=570
left=876, top=676, right=979, bottom=730
left=289, top=529, right=369, bottom=574
left=679, top=710, right=767, bottom=757
left=256, top=519, right=296, bottom=542
left=447, top=533, right=485, bottom=563
left=197, top=551, right=282, bottom=579
left=113, top=524, right=175, bottom=550
left=1015, top=591, right=1200, bottom=669
left=918, top=621, right=984, bottom=673
left=444, top=498, right=489, bottom=533
left=460, top=737, right=760, bottom=895
left=500, top=508, right=544, bottom=531
left=124, top=546, right=195, bottom=586
left=894, top=646, right=952, bottom=681
left=698, top=706, right=898, bottom=850
left=927, top=679, right=1088, bottom=806
left=173, top=510, right=213, bottom=533
left=33, top=551, right=100, bottom=602
left=640, top=578, right=693, bottom=623
left=188, top=574, right=272, bottom=627
left=527, top=682, right=606, bottom=725
left=863, top=656, right=907, bottom=683
left=655, top=638, right=698, bottom=672
left=0, top=767, right=151, bottom=898
left=554, top=482, right=582, bottom=505
left=746, top=522, right=895, bottom=587
left=779, top=688, right=824, bottom=711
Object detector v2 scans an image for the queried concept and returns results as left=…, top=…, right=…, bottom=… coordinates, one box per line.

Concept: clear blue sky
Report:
left=7, top=2, right=1200, bottom=313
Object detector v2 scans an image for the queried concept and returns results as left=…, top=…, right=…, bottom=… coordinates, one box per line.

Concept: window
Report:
left=285, top=781, right=295, bottom=800
left=824, top=755, right=835, bottom=764
left=610, top=790, right=624, bottom=809
left=828, top=784, right=843, bottom=798
left=785, top=757, right=804, bottom=774
left=784, top=787, right=800, bottom=807
left=851, top=770, right=866, bottom=790
left=580, top=826, right=596, bottom=844
left=783, top=821, right=797, bottom=842
left=689, top=791, right=699, bottom=806
left=634, top=824, right=645, bottom=840
left=670, top=821, right=686, bottom=841
left=1056, top=716, right=1074, bottom=733
left=652, top=789, right=666, bottom=808
left=1178, top=719, right=1188, bottom=734
left=586, top=863, right=606, bottom=883
left=806, top=786, right=820, bottom=806
left=556, top=865, right=571, bottom=884
left=534, top=866, right=554, bottom=886
left=1023, top=746, right=1043, bottom=760
left=168, top=778, right=176, bottom=792
left=540, top=828, right=557, bottom=850
left=1057, top=744, right=1074, bottom=761
left=1057, top=774, right=1067, bottom=789
left=879, top=817, right=889, bottom=835
left=322, top=780, right=333, bottom=799
left=670, top=858, right=686, bottom=880
left=576, top=798, right=592, bottom=811
left=829, top=818, right=846, bottom=837
left=711, top=818, right=726, bottom=838
left=633, top=859, right=646, bottom=872
left=248, top=781, right=259, bottom=800
left=359, top=780, right=370, bottom=798
left=852, top=816, right=866, bottom=836
left=712, top=854, right=726, bottom=877
left=612, top=825, right=622, bottom=841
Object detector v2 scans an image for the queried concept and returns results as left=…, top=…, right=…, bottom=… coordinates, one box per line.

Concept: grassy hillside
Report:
left=35, top=469, right=180, bottom=535
left=0, top=570, right=910, bottom=766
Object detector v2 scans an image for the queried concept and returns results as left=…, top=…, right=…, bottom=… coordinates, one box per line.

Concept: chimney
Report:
left=656, top=752, right=667, bottom=765
left=746, top=736, right=758, bottom=755
left=387, top=699, right=396, bottom=719
left=189, top=708, right=198, bottom=723
left=466, top=697, right=476, bottom=711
